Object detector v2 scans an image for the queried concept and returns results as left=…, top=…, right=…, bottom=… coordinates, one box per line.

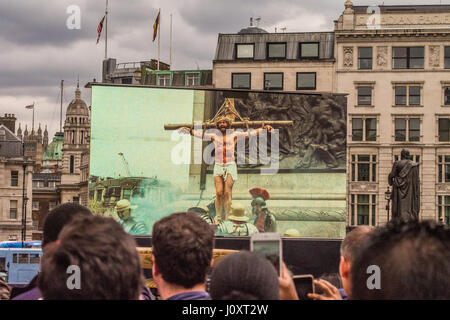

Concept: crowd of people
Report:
left=0, top=202, right=449, bottom=300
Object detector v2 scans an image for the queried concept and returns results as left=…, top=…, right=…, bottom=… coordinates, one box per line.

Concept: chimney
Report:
left=0, top=113, right=17, bottom=133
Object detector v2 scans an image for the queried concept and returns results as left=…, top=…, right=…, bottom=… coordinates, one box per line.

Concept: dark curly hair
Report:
left=39, top=215, right=144, bottom=300
left=350, top=219, right=450, bottom=300
left=209, top=251, right=280, bottom=300
left=152, top=212, right=214, bottom=289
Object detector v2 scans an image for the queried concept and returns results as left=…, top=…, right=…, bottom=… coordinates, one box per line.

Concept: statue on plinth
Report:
left=388, top=149, right=420, bottom=221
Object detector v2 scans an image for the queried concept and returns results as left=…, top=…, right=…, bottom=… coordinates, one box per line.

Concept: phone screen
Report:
left=252, top=240, right=281, bottom=276
left=293, top=276, right=314, bottom=300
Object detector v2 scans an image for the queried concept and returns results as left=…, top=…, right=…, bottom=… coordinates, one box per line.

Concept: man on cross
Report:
left=179, top=116, right=273, bottom=222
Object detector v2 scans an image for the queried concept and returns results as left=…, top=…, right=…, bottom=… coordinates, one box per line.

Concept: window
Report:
left=123, top=190, right=132, bottom=200
left=157, top=74, right=171, bottom=86
left=30, top=254, right=40, bottom=264
left=358, top=47, right=373, bottom=70
left=10, top=200, right=18, bottom=219
left=32, top=200, right=39, bottom=210
left=186, top=73, right=200, bottom=86
left=394, top=85, right=421, bottom=106
left=365, top=118, right=377, bottom=141
left=11, top=171, right=18, bottom=187
left=232, top=73, right=251, bottom=89
left=357, top=87, right=372, bottom=106
left=48, top=181, right=56, bottom=188
left=300, top=42, right=319, bottom=59
left=352, top=117, right=377, bottom=142
left=392, top=47, right=424, bottom=69
left=264, top=73, right=283, bottom=90
left=352, top=119, right=363, bottom=141
left=439, top=118, right=450, bottom=142
left=395, top=86, right=407, bottom=105
left=19, top=254, right=29, bottom=264
left=32, top=180, right=44, bottom=188
left=438, top=196, right=450, bottom=225
left=350, top=194, right=377, bottom=226
left=49, top=201, right=57, bottom=211
left=296, top=73, right=316, bottom=90
left=267, top=43, right=286, bottom=59
left=438, top=155, right=450, bottom=183
left=351, top=154, right=377, bottom=182
left=395, top=118, right=420, bottom=142
left=236, top=44, right=254, bottom=59
left=445, top=47, right=450, bottom=69
left=73, top=197, right=80, bottom=204
left=444, top=87, right=450, bottom=106
left=96, top=190, right=103, bottom=202
left=70, top=155, right=74, bottom=174
left=409, top=86, right=421, bottom=105
left=121, top=77, right=132, bottom=84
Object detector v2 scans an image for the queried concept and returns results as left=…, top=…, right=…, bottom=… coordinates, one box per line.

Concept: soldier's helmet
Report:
left=187, top=206, right=209, bottom=215
left=283, top=229, right=301, bottom=237
left=116, top=199, right=136, bottom=211
left=228, top=203, right=249, bottom=222
left=251, top=196, right=266, bottom=208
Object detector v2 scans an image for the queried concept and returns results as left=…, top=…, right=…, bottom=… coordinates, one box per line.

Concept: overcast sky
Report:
left=1, top=0, right=448, bottom=139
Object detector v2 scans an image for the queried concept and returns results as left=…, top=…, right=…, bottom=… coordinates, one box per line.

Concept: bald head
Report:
left=340, top=226, right=374, bottom=263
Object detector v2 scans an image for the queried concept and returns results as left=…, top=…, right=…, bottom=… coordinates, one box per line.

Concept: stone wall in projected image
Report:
left=183, top=90, right=348, bottom=239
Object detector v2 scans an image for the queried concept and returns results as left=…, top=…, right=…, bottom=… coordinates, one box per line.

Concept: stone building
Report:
left=0, top=124, right=34, bottom=241
left=58, top=83, right=90, bottom=205
left=102, top=59, right=170, bottom=84
left=16, top=123, right=48, bottom=171
left=213, top=20, right=335, bottom=92
left=335, top=1, right=450, bottom=226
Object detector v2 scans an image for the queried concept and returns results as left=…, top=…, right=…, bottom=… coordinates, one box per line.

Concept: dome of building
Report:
left=66, top=84, right=89, bottom=117
left=238, top=26, right=268, bottom=34
left=43, top=132, right=64, bottom=160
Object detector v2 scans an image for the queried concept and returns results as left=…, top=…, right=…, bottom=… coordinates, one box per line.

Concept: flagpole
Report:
left=170, top=13, right=173, bottom=69
left=60, top=80, right=64, bottom=133
left=32, top=102, right=35, bottom=131
left=158, top=8, right=161, bottom=71
left=105, top=0, right=108, bottom=60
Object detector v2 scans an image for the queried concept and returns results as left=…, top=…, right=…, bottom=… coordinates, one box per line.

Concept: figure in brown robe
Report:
left=388, top=149, right=420, bottom=221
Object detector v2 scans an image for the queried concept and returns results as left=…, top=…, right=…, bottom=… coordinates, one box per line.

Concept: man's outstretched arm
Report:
left=178, top=127, right=215, bottom=141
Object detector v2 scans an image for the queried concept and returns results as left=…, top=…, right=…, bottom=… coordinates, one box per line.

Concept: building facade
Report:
left=335, top=1, right=450, bottom=226
left=211, top=2, right=450, bottom=227
left=59, top=83, right=90, bottom=205
left=0, top=124, right=34, bottom=241
left=213, top=24, right=335, bottom=92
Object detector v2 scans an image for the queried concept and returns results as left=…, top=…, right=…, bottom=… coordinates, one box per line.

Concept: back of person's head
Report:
left=152, top=212, right=214, bottom=289
left=38, top=215, right=144, bottom=300
left=350, top=219, right=450, bottom=300
left=42, top=203, right=92, bottom=247
left=340, top=226, right=374, bottom=263
left=209, top=251, right=280, bottom=300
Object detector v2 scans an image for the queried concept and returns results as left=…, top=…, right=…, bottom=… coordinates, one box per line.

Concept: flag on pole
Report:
left=153, top=11, right=160, bottom=42
left=25, top=103, right=34, bottom=109
left=96, top=15, right=105, bottom=44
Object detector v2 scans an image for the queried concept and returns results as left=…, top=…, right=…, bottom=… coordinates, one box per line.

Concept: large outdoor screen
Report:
left=89, top=85, right=347, bottom=238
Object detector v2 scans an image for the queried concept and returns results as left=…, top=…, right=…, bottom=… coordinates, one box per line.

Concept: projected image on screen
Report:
left=89, top=85, right=347, bottom=238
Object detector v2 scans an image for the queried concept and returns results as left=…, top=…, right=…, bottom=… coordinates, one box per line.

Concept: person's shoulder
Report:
left=12, top=287, right=41, bottom=300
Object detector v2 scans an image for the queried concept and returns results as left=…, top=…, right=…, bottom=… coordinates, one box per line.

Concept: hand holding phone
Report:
left=250, top=233, right=282, bottom=276
left=293, top=275, right=315, bottom=300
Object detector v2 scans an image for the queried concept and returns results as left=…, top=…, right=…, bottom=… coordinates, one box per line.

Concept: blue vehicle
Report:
left=0, top=241, right=42, bottom=248
left=0, top=248, right=42, bottom=285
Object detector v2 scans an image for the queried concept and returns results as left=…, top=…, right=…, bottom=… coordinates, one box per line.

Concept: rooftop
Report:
left=353, top=5, right=450, bottom=13
left=43, top=132, right=63, bottom=161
